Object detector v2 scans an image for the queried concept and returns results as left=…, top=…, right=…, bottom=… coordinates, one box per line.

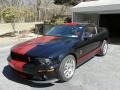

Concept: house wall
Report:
left=72, top=13, right=99, bottom=25
left=72, top=0, right=98, bottom=23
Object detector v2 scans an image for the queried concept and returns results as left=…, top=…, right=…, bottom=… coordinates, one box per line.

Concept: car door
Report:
left=75, top=26, right=101, bottom=64
left=83, top=26, right=101, bottom=53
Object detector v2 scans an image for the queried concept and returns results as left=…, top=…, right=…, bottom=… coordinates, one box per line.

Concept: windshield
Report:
left=46, top=25, right=83, bottom=38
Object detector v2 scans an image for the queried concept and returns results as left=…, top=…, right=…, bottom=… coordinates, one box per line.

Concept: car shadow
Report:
left=2, top=65, right=55, bottom=88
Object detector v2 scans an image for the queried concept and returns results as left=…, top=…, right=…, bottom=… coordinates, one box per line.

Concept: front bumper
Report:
left=8, top=58, right=59, bottom=83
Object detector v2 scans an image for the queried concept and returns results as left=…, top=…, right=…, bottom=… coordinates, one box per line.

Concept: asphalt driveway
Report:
left=0, top=43, right=120, bottom=90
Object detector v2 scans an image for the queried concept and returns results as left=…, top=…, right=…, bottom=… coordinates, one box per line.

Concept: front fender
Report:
left=52, top=50, right=77, bottom=65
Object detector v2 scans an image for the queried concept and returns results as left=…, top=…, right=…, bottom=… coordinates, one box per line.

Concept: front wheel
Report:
left=98, top=40, right=108, bottom=56
left=58, top=55, right=76, bottom=82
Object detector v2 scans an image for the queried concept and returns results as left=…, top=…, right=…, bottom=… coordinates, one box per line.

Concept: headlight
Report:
left=44, top=58, right=51, bottom=63
left=34, top=58, right=51, bottom=65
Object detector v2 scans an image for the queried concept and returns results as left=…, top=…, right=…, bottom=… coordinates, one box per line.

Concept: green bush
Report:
left=2, top=7, right=17, bottom=23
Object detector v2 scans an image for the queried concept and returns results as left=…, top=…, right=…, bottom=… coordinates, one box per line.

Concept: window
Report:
left=82, top=26, right=97, bottom=39
left=46, top=25, right=84, bottom=38
left=86, top=26, right=97, bottom=35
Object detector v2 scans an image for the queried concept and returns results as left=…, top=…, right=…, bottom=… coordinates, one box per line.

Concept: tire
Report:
left=58, top=55, right=76, bottom=82
left=98, top=40, right=108, bottom=56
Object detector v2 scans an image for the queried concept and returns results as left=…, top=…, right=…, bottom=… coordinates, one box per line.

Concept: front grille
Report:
left=11, top=51, right=28, bottom=62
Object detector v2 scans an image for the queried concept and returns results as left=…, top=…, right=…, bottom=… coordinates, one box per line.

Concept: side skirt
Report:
left=76, top=48, right=100, bottom=68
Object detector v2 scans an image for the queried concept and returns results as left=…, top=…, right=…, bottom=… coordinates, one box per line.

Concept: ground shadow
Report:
left=2, top=65, right=54, bottom=88
left=0, top=32, right=15, bottom=37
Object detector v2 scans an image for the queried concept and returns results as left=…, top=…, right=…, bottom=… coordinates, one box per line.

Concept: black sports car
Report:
left=8, top=22, right=109, bottom=82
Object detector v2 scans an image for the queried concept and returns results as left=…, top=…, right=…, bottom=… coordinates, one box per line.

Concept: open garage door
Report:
left=99, top=14, right=120, bottom=38
left=99, top=14, right=120, bottom=44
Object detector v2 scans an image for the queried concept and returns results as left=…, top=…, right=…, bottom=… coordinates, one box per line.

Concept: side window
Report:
left=82, top=26, right=97, bottom=40
left=86, top=27, right=97, bottom=35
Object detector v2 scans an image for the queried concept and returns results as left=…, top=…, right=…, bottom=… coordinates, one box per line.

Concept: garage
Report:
left=99, top=14, right=120, bottom=38
left=72, top=0, right=120, bottom=40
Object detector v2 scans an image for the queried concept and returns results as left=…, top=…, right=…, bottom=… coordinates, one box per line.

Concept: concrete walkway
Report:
left=0, top=22, right=42, bottom=36
left=0, top=44, right=120, bottom=90
left=0, top=33, right=42, bottom=48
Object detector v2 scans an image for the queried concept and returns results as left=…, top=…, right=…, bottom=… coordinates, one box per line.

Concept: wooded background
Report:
left=0, top=0, right=91, bottom=23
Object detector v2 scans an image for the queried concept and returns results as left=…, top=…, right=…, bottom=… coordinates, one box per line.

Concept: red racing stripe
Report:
left=77, top=48, right=100, bottom=64
left=13, top=36, right=61, bottom=55
left=32, top=36, right=61, bottom=44
left=9, top=59, right=26, bottom=72
left=13, top=44, right=36, bottom=55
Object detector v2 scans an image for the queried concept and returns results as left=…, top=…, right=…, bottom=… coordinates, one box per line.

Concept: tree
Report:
left=43, top=0, right=52, bottom=21
left=11, top=0, right=23, bottom=7
left=23, top=7, right=34, bottom=22
left=0, top=0, right=10, bottom=23
left=2, top=6, right=18, bottom=33
left=2, top=7, right=17, bottom=22
left=0, top=0, right=9, bottom=6
left=36, top=0, right=41, bottom=21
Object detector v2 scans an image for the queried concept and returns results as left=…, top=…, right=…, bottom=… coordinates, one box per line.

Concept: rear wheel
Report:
left=98, top=40, right=108, bottom=56
left=58, top=55, right=76, bottom=82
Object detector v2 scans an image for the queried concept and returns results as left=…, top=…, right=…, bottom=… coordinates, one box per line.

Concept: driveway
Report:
left=0, top=43, right=120, bottom=90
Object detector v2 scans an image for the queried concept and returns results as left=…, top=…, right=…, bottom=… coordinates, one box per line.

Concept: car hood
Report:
left=12, top=36, right=78, bottom=58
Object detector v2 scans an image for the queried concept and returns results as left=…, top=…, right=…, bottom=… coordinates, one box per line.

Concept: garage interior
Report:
left=99, top=14, right=120, bottom=38
left=99, top=14, right=120, bottom=44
